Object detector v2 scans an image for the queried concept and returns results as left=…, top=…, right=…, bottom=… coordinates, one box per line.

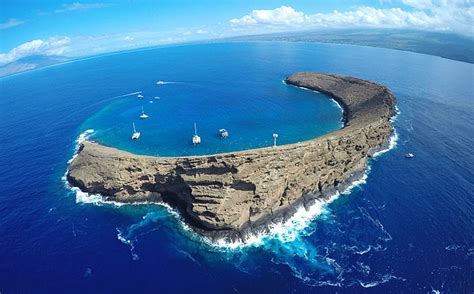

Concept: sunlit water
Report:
left=0, top=42, right=472, bottom=293
left=80, top=70, right=342, bottom=156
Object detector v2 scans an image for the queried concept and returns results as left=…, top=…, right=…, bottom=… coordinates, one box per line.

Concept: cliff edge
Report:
left=67, top=72, right=397, bottom=241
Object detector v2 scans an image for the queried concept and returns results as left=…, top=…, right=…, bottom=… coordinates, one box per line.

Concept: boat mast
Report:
left=194, top=122, right=198, bottom=136
left=133, top=122, right=137, bottom=133
left=273, top=133, right=278, bottom=147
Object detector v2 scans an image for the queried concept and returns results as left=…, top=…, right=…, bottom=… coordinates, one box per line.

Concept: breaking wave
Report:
left=63, top=114, right=401, bottom=288
left=66, top=116, right=398, bottom=250
left=372, top=108, right=400, bottom=158
left=205, top=171, right=370, bottom=250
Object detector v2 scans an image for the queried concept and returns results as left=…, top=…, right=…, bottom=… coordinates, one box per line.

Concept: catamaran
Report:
left=137, top=93, right=144, bottom=98
left=192, top=122, right=201, bottom=145
left=139, top=106, right=149, bottom=119
left=219, top=129, right=229, bottom=139
left=131, top=122, right=141, bottom=140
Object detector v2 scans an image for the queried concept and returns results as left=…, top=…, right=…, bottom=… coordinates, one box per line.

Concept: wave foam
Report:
left=204, top=121, right=400, bottom=249
left=65, top=118, right=398, bottom=252
left=372, top=109, right=400, bottom=158
left=204, top=170, right=371, bottom=250
left=63, top=129, right=95, bottom=183
left=359, top=274, right=406, bottom=288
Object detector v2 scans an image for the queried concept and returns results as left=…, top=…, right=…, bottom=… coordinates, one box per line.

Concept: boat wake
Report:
left=111, top=91, right=143, bottom=99
left=156, top=80, right=179, bottom=85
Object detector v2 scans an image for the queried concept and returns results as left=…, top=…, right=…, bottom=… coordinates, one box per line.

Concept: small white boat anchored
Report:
left=139, top=106, right=149, bottom=119
left=192, top=122, right=201, bottom=145
left=131, top=122, right=141, bottom=140
left=405, top=153, right=414, bottom=159
left=219, top=129, right=229, bottom=139
left=157, top=81, right=165, bottom=85
left=137, top=94, right=144, bottom=98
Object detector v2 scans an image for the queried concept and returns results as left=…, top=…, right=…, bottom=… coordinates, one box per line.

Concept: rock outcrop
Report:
left=67, top=72, right=397, bottom=241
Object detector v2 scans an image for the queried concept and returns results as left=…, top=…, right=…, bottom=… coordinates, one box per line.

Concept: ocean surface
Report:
left=0, top=42, right=473, bottom=293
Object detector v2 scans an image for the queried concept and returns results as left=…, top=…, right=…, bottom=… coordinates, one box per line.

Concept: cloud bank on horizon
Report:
left=0, top=0, right=473, bottom=67
left=230, top=1, right=473, bottom=36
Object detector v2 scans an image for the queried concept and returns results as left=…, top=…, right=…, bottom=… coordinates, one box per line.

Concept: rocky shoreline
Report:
left=67, top=72, right=397, bottom=242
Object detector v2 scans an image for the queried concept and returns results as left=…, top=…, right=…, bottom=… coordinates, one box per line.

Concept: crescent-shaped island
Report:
left=67, top=72, right=397, bottom=242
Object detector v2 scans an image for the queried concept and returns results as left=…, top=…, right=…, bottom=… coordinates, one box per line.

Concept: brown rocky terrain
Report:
left=67, top=72, right=397, bottom=241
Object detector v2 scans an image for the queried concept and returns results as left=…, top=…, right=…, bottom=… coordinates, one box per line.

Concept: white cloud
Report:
left=0, top=37, right=71, bottom=65
left=307, top=7, right=437, bottom=29
left=230, top=6, right=307, bottom=26
left=0, top=19, right=25, bottom=30
left=182, top=29, right=209, bottom=36
left=230, top=2, right=474, bottom=36
left=401, top=0, right=433, bottom=10
left=55, top=2, right=110, bottom=13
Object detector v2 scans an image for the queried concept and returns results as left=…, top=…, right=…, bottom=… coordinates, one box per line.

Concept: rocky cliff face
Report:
left=67, top=72, right=397, bottom=241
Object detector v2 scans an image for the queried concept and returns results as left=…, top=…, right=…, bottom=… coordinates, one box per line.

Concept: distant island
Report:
left=0, top=55, right=69, bottom=77
left=67, top=72, right=397, bottom=242
left=225, top=29, right=474, bottom=64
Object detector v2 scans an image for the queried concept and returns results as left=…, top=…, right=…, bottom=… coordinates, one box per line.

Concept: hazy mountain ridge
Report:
left=226, top=29, right=474, bottom=64
left=0, top=55, right=70, bottom=77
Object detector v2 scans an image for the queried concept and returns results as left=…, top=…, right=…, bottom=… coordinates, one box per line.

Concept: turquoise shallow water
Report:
left=80, top=45, right=342, bottom=156
left=0, top=42, right=473, bottom=293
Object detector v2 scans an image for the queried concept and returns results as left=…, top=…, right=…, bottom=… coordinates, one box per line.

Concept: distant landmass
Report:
left=0, top=55, right=69, bottom=77
left=1, top=29, right=472, bottom=78
left=226, top=29, right=474, bottom=64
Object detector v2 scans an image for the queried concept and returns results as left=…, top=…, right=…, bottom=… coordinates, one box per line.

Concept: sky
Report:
left=0, top=0, right=473, bottom=65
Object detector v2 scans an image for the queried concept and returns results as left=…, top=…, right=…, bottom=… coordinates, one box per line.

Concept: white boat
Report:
left=137, top=94, right=144, bottom=98
left=405, top=153, right=414, bottom=159
left=139, top=107, right=149, bottom=119
left=219, top=129, right=229, bottom=139
left=192, top=122, right=201, bottom=145
left=156, top=81, right=165, bottom=85
left=131, top=122, right=141, bottom=140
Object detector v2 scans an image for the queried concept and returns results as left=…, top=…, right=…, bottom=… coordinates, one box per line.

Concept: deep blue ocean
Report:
left=0, top=42, right=472, bottom=293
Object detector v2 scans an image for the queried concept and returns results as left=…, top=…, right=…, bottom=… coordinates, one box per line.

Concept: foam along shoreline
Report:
left=67, top=72, right=397, bottom=243
left=67, top=127, right=397, bottom=250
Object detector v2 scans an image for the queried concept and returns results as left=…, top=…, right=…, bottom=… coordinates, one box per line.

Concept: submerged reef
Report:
left=67, top=72, right=397, bottom=242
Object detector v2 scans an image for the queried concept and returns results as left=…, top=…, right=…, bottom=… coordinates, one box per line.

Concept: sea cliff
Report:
left=67, top=72, right=397, bottom=242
